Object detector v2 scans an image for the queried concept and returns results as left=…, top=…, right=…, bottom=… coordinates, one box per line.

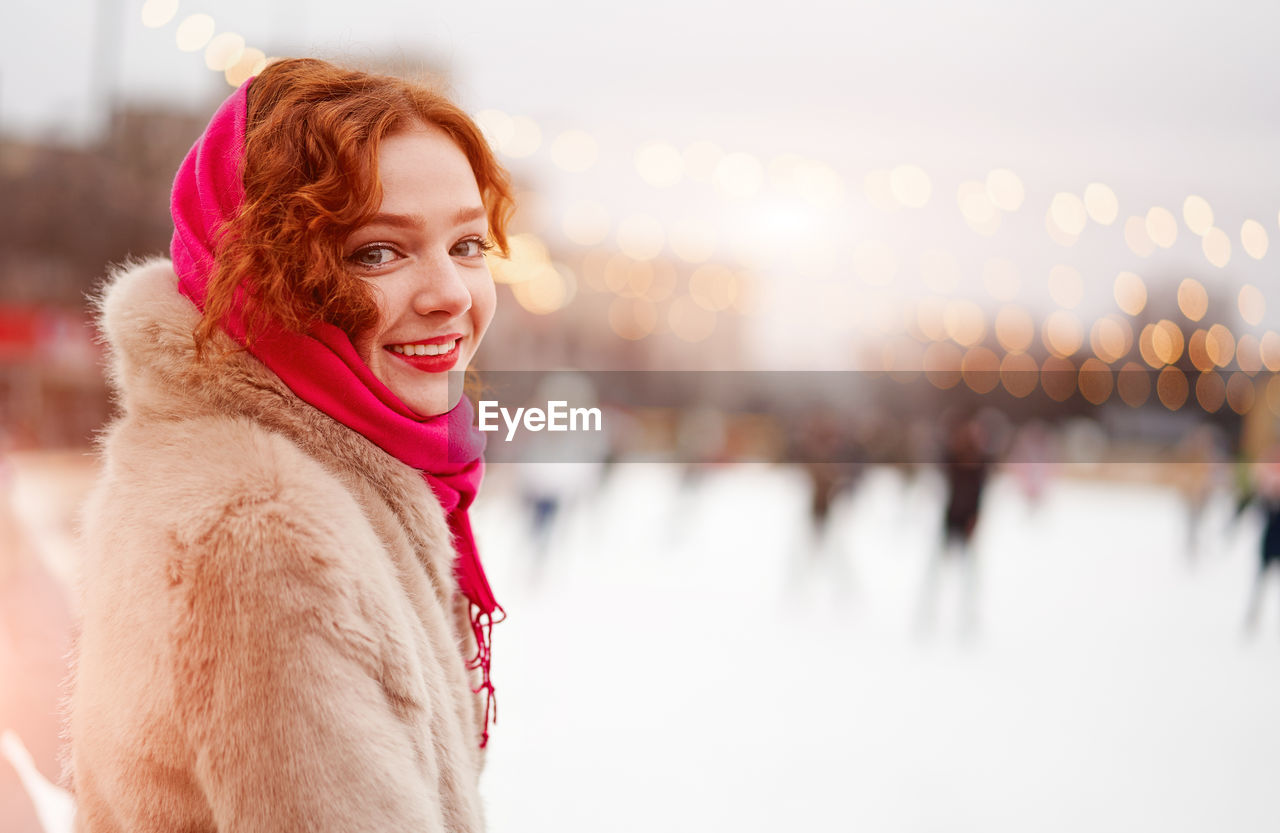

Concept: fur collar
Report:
left=95, top=257, right=458, bottom=605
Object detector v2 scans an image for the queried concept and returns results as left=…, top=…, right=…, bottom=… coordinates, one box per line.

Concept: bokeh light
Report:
left=1195, top=371, right=1225, bottom=413
left=1114, top=271, right=1147, bottom=316
left=1049, top=192, right=1088, bottom=236
left=1041, top=356, right=1077, bottom=402
left=1188, top=329, right=1213, bottom=372
left=1043, top=310, right=1083, bottom=358
left=141, top=0, right=179, bottom=28
left=175, top=14, right=216, bottom=52
left=635, top=142, right=683, bottom=188
left=1090, top=315, right=1133, bottom=364
left=1237, top=334, right=1262, bottom=375
left=1227, top=372, right=1256, bottom=414
left=608, top=297, right=657, bottom=340
left=1138, top=323, right=1161, bottom=368
left=996, top=305, right=1035, bottom=353
left=1048, top=264, right=1083, bottom=309
left=959, top=181, right=1001, bottom=235
left=1151, top=319, right=1185, bottom=365
left=770, top=155, right=845, bottom=208
left=489, top=232, right=550, bottom=284
left=1118, top=361, right=1152, bottom=407
left=688, top=264, right=738, bottom=311
left=890, top=164, right=931, bottom=207
left=605, top=256, right=653, bottom=298
left=714, top=152, right=764, bottom=199
left=204, top=32, right=244, bottom=72
left=1241, top=219, right=1269, bottom=259
left=1000, top=352, right=1038, bottom=398
left=985, top=169, right=1025, bottom=211
left=510, top=263, right=574, bottom=314
left=1205, top=323, right=1235, bottom=368
left=474, top=109, right=514, bottom=151
left=1124, top=216, right=1155, bottom=256
left=943, top=300, right=986, bottom=347
left=1083, top=183, right=1119, bottom=225
left=1157, top=366, right=1188, bottom=410
left=962, top=347, right=1000, bottom=394
left=551, top=130, right=599, bottom=173
left=1269, top=375, right=1280, bottom=417
left=864, top=170, right=898, bottom=212
left=1176, top=278, right=1208, bottom=322
left=1078, top=358, right=1113, bottom=405
left=1183, top=195, right=1213, bottom=236
left=924, top=342, right=963, bottom=389
left=1145, top=206, right=1178, bottom=248
left=1202, top=227, right=1231, bottom=267
left=1261, top=331, right=1280, bottom=372
left=1045, top=210, right=1078, bottom=246
left=505, top=116, right=542, bottom=158
left=915, top=296, right=947, bottom=341
left=224, top=47, right=267, bottom=87
left=1239, top=284, right=1266, bottom=326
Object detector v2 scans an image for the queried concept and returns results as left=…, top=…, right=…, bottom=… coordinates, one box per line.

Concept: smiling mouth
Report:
left=387, top=338, right=461, bottom=357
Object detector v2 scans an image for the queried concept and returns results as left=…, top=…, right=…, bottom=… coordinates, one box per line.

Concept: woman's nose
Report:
left=411, top=258, right=472, bottom=317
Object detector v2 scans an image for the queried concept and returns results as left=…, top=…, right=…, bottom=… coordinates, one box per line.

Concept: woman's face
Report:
left=346, top=124, right=496, bottom=417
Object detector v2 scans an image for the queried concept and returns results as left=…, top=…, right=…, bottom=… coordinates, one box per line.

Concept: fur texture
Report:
left=66, top=259, right=488, bottom=831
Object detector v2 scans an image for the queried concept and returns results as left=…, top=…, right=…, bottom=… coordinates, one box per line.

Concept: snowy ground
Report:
left=8, top=458, right=1280, bottom=831
left=475, top=463, right=1280, bottom=833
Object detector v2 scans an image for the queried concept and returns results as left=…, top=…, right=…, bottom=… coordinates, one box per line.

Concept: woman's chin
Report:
left=398, top=385, right=458, bottom=419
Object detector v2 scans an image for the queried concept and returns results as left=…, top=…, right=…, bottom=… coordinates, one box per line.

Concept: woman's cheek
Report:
left=471, top=268, right=498, bottom=344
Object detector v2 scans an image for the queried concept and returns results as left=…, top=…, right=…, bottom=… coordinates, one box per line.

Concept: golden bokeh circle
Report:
left=1157, top=366, right=1188, bottom=410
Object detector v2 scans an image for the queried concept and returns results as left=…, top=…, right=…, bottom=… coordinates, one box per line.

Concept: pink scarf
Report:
left=170, top=79, right=502, bottom=747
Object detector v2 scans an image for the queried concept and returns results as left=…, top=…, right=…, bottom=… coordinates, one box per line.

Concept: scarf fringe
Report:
left=468, top=603, right=506, bottom=748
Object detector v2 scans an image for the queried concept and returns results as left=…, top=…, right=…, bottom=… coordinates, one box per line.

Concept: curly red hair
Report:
left=194, top=57, right=514, bottom=352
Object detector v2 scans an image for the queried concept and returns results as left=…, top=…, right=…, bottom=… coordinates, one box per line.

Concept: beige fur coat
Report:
left=67, top=259, right=489, bottom=831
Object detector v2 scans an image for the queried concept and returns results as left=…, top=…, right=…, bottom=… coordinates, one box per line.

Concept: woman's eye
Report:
left=451, top=238, right=487, bottom=258
left=351, top=245, right=398, bottom=267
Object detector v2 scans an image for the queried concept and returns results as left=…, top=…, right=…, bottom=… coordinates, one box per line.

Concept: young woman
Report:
left=67, top=58, right=513, bottom=831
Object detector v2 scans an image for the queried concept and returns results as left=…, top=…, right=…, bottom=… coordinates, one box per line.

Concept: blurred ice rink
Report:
left=7, top=456, right=1280, bottom=832
left=475, top=462, right=1280, bottom=833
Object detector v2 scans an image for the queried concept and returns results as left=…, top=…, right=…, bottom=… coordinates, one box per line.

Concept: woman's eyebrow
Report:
left=363, top=206, right=487, bottom=229
left=452, top=205, right=488, bottom=225
left=363, top=211, right=427, bottom=230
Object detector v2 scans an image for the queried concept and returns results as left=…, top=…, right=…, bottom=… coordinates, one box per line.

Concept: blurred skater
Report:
left=784, top=408, right=861, bottom=609
left=1244, top=450, right=1280, bottom=634
left=917, top=417, right=989, bottom=637
left=1179, top=425, right=1227, bottom=560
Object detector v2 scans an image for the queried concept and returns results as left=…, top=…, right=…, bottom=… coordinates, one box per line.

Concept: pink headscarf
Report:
left=170, top=78, right=502, bottom=747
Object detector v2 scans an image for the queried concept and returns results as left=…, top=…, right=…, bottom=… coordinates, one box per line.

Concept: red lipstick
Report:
left=385, top=336, right=462, bottom=373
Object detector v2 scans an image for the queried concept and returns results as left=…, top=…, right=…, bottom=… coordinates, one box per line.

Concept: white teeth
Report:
left=389, top=339, right=458, bottom=357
